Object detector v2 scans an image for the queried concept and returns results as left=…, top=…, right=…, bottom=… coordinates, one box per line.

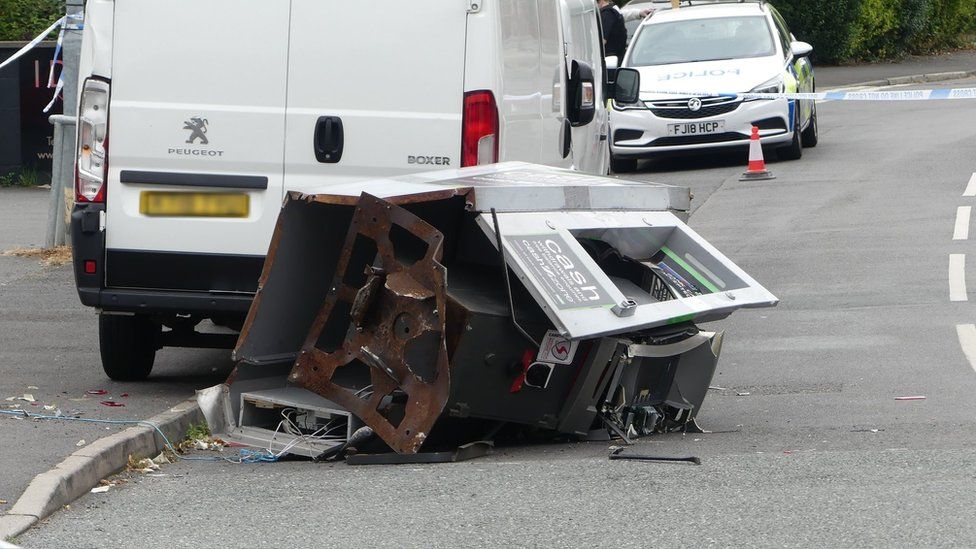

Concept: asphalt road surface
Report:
left=16, top=78, right=976, bottom=547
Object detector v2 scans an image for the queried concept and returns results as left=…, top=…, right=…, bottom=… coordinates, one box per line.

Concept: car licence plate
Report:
left=667, top=121, right=726, bottom=136
left=139, top=191, right=250, bottom=218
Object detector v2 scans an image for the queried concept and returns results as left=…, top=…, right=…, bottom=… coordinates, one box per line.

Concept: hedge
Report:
left=771, top=0, right=976, bottom=63
left=0, top=0, right=63, bottom=42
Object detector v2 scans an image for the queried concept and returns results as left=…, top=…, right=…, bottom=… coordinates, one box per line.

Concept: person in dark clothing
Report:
left=598, top=0, right=627, bottom=59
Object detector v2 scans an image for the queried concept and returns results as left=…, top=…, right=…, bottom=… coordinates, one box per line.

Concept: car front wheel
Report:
left=801, top=101, right=819, bottom=148
left=777, top=106, right=803, bottom=161
left=99, top=314, right=160, bottom=381
left=611, top=155, right=638, bottom=173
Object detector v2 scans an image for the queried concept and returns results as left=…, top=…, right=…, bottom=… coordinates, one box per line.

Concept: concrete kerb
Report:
left=0, top=398, right=203, bottom=541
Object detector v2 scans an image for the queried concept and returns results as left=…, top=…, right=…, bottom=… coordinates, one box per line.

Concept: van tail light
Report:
left=461, top=90, right=499, bottom=167
left=76, top=78, right=110, bottom=203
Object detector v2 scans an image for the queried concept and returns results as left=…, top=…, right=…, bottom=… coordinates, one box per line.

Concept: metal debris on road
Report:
left=608, top=446, right=701, bottom=465
left=99, top=401, right=125, bottom=407
left=87, top=389, right=108, bottom=395
left=894, top=396, right=926, bottom=401
left=199, top=163, right=778, bottom=460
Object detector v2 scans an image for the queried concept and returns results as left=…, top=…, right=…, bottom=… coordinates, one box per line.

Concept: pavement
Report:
left=814, top=48, right=976, bottom=88
left=0, top=189, right=233, bottom=523
left=5, top=55, right=976, bottom=546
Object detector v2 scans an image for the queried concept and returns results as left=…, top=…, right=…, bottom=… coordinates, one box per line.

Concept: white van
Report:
left=69, top=0, right=642, bottom=379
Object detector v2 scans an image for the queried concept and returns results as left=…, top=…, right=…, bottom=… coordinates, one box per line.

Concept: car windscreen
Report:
left=628, top=16, right=775, bottom=66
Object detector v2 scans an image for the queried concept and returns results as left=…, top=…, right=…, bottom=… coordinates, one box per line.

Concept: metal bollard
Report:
left=44, top=0, right=83, bottom=248
left=45, top=115, right=76, bottom=247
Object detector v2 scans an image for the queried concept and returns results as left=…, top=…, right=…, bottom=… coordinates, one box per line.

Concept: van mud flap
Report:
left=287, top=194, right=450, bottom=454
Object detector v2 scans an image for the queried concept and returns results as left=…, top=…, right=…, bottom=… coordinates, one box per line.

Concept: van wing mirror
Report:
left=612, top=68, right=641, bottom=105
left=567, top=60, right=596, bottom=127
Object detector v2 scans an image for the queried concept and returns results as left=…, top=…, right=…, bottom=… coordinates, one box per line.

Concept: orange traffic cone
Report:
left=739, top=125, right=775, bottom=181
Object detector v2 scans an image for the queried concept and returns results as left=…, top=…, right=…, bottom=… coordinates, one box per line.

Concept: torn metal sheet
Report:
left=291, top=161, right=690, bottom=214
left=288, top=193, right=451, bottom=455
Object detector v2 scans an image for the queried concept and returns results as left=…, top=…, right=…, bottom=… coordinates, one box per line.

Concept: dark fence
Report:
left=0, top=41, right=61, bottom=182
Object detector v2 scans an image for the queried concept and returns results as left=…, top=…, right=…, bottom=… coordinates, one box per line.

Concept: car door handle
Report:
left=314, top=116, right=344, bottom=163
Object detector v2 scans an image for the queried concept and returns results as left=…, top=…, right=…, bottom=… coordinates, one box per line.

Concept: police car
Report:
left=609, top=0, right=817, bottom=172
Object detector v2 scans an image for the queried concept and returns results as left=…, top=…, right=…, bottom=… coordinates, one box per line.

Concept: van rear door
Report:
left=282, top=1, right=467, bottom=192
left=107, top=1, right=289, bottom=289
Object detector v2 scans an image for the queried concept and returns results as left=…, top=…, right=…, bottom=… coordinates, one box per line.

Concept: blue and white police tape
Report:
left=638, top=88, right=976, bottom=101
left=0, top=12, right=84, bottom=112
left=0, top=16, right=67, bottom=74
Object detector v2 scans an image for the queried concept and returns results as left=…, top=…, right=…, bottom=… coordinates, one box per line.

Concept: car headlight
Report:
left=747, top=76, right=784, bottom=99
left=612, top=98, right=646, bottom=111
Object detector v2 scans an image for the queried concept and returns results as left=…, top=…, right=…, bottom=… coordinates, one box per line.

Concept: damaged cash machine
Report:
left=202, top=163, right=777, bottom=460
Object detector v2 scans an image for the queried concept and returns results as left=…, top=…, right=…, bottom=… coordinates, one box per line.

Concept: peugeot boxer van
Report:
left=70, top=0, right=641, bottom=379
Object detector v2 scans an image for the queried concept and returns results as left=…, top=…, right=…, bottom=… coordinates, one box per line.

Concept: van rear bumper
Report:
left=77, top=287, right=254, bottom=314
left=71, top=203, right=257, bottom=315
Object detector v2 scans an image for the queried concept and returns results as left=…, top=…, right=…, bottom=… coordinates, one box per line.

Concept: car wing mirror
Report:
left=791, top=41, right=813, bottom=58
left=611, top=68, right=641, bottom=105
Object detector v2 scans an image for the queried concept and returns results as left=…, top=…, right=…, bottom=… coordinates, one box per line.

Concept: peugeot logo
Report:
left=687, top=98, right=702, bottom=112
left=183, top=117, right=209, bottom=145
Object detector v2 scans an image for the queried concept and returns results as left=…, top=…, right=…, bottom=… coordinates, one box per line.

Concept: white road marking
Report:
left=949, top=254, right=968, bottom=301
left=956, top=324, right=976, bottom=374
left=954, top=206, right=972, bottom=240
left=965, top=173, right=976, bottom=197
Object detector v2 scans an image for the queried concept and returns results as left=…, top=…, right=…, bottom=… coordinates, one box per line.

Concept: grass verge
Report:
left=1, top=246, right=72, bottom=266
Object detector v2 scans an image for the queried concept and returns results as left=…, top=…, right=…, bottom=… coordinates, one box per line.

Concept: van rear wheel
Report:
left=99, top=314, right=160, bottom=381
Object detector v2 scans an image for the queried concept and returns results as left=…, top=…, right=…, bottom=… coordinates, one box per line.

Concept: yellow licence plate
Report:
left=140, top=192, right=249, bottom=218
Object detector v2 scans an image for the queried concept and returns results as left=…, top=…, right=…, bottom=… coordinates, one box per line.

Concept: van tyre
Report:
left=801, top=101, right=818, bottom=148
left=777, top=106, right=803, bottom=161
left=611, top=155, right=638, bottom=173
left=99, top=314, right=160, bottom=381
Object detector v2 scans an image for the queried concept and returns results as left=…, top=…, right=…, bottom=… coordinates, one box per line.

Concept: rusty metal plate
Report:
left=289, top=193, right=450, bottom=454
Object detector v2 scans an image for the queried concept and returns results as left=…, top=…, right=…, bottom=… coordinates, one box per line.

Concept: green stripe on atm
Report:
left=660, top=246, right=721, bottom=294
left=667, top=313, right=696, bottom=324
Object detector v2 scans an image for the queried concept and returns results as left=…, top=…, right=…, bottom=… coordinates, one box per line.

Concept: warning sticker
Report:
left=537, top=330, right=579, bottom=365
left=505, top=234, right=615, bottom=310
